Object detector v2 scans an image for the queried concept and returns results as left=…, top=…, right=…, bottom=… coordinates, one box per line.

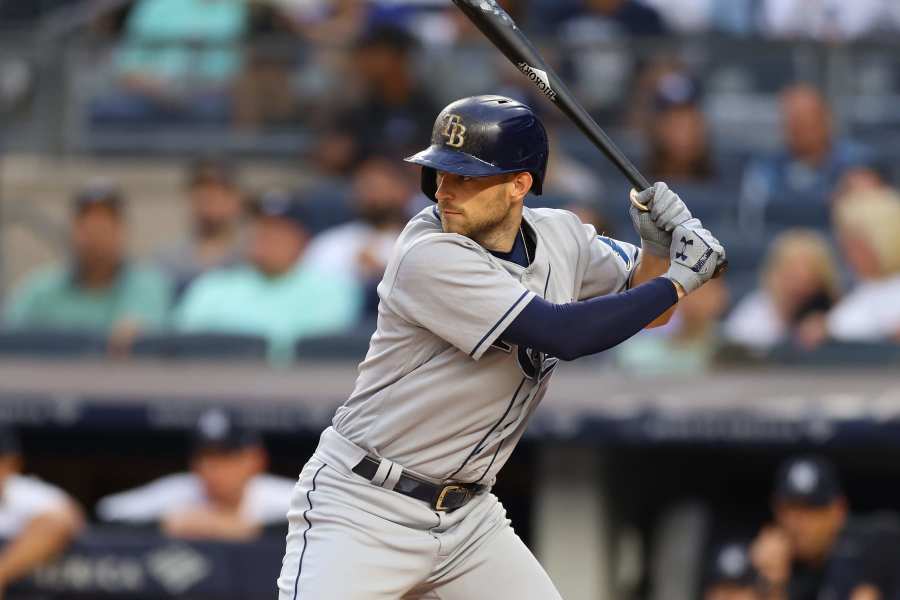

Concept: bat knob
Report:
left=629, top=188, right=649, bottom=212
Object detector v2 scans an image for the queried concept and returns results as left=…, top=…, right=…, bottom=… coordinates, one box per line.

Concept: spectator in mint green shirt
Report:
left=4, top=183, right=172, bottom=353
left=173, top=191, right=362, bottom=362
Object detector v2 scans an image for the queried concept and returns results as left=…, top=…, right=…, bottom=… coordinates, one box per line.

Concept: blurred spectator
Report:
left=751, top=456, right=896, bottom=600
left=173, top=191, right=361, bottom=362
left=97, top=409, right=293, bottom=541
left=641, top=0, right=760, bottom=36
left=723, top=230, right=840, bottom=351
left=564, top=0, right=667, bottom=36
left=3, top=182, right=171, bottom=353
left=558, top=1, right=666, bottom=115
left=645, top=72, right=716, bottom=183
left=315, top=25, right=438, bottom=175
left=704, top=542, right=762, bottom=600
left=154, top=157, right=246, bottom=299
left=304, top=154, right=416, bottom=315
left=833, top=165, right=891, bottom=204
left=760, top=0, right=900, bottom=42
left=91, top=0, right=248, bottom=125
left=740, top=85, right=870, bottom=228
left=274, top=0, right=366, bottom=45
left=0, top=427, right=83, bottom=595
left=826, top=189, right=900, bottom=342
left=617, top=277, right=729, bottom=375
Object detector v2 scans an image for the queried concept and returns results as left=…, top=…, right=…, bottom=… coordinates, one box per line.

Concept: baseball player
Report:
left=278, top=95, right=726, bottom=599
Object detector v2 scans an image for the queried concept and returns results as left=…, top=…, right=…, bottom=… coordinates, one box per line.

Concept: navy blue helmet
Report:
left=404, top=95, right=549, bottom=202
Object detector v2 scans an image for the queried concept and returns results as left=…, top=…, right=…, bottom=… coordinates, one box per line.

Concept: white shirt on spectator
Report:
left=96, top=473, right=295, bottom=526
left=304, top=223, right=400, bottom=281
left=827, top=274, right=900, bottom=341
left=723, top=290, right=785, bottom=350
left=0, top=475, right=71, bottom=538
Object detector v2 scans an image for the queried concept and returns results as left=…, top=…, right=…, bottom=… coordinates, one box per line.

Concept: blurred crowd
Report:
left=0, top=1, right=898, bottom=364
left=3, top=76, right=900, bottom=364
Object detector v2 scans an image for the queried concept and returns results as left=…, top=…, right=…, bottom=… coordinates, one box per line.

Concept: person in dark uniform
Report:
left=751, top=455, right=900, bottom=600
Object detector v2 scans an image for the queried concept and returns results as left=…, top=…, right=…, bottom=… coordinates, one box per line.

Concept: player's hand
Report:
left=664, top=219, right=725, bottom=294
left=629, top=182, right=692, bottom=257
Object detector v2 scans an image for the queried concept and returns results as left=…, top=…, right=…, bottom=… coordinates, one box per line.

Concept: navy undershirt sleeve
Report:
left=500, top=277, right=678, bottom=361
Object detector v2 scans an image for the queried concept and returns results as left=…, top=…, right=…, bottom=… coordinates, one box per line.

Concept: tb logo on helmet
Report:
left=441, top=114, right=467, bottom=148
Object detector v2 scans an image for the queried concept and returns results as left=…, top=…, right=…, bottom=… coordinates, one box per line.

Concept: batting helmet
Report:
left=404, top=95, right=549, bottom=202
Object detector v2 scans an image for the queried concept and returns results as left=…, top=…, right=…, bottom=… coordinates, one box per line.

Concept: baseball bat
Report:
left=451, top=0, right=726, bottom=277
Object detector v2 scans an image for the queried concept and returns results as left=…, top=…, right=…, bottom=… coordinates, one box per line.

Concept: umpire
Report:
left=751, top=456, right=898, bottom=600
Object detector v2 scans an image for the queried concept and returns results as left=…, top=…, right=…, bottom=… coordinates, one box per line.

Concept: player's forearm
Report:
left=500, top=277, right=678, bottom=361
left=0, top=507, right=82, bottom=585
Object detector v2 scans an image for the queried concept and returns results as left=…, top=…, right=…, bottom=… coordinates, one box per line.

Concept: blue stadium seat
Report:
left=131, top=333, right=269, bottom=360
left=0, top=329, right=106, bottom=357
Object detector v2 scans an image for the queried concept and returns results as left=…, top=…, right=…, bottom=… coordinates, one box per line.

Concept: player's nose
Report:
left=435, top=171, right=455, bottom=203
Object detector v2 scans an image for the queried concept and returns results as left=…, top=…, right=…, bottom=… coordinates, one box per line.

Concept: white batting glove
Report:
left=629, top=182, right=693, bottom=257
left=664, top=219, right=726, bottom=294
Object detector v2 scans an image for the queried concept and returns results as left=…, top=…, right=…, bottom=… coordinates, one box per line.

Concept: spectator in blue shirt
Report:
left=174, top=191, right=362, bottom=362
left=91, top=0, right=248, bottom=125
left=739, top=84, right=870, bottom=230
left=4, top=182, right=172, bottom=355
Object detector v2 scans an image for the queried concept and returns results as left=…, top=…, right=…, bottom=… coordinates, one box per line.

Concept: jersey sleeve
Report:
left=575, top=222, right=641, bottom=300
left=386, top=236, right=535, bottom=360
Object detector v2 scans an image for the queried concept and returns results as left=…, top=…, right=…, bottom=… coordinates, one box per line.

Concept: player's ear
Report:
left=510, top=171, right=533, bottom=202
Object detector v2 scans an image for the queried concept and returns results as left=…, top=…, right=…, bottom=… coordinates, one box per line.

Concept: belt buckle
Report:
left=434, top=485, right=470, bottom=511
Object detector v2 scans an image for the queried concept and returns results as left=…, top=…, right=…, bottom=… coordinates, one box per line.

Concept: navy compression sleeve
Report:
left=500, top=277, right=678, bottom=361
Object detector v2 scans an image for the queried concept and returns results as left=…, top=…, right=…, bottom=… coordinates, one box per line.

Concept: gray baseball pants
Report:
left=277, top=427, right=563, bottom=599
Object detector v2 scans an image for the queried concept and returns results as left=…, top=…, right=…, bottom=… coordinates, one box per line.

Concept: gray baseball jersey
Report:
left=332, top=205, right=639, bottom=484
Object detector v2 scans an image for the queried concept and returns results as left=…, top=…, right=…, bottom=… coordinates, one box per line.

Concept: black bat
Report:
left=451, top=0, right=726, bottom=277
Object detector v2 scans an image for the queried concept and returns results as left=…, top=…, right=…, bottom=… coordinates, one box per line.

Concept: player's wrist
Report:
left=667, top=278, right=686, bottom=300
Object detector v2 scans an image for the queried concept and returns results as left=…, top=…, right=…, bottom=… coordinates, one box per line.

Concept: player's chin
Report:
left=440, top=214, right=466, bottom=234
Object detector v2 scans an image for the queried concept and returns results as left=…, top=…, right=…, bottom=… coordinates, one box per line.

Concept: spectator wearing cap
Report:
left=739, top=84, right=871, bottom=229
left=154, top=157, right=246, bottom=299
left=751, top=456, right=894, bottom=600
left=645, top=72, right=716, bottom=183
left=173, top=191, right=361, bottom=361
left=304, top=154, right=417, bottom=315
left=0, top=427, right=83, bottom=595
left=97, top=409, right=294, bottom=541
left=3, top=182, right=171, bottom=353
left=704, top=543, right=762, bottom=600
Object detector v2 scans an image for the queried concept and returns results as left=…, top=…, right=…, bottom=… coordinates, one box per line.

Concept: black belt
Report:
left=352, top=455, right=484, bottom=512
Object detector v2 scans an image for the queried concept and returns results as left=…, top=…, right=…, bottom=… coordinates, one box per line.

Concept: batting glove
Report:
left=664, top=220, right=726, bottom=294
left=629, top=182, right=693, bottom=258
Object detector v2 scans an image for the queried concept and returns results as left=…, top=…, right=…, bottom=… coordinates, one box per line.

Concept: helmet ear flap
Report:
left=421, top=166, right=438, bottom=202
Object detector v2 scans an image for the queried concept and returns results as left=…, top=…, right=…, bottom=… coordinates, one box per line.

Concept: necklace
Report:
left=520, top=226, right=531, bottom=265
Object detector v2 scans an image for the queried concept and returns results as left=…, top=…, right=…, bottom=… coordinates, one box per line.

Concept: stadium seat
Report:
left=295, top=321, right=377, bottom=360
left=0, top=329, right=106, bottom=357
left=131, top=333, right=269, bottom=360
left=768, top=341, right=900, bottom=367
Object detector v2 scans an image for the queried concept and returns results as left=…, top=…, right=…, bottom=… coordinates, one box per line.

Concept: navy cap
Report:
left=73, top=179, right=123, bottom=214
left=0, top=426, right=20, bottom=456
left=706, top=543, right=757, bottom=587
left=773, top=456, right=843, bottom=507
left=251, top=190, right=310, bottom=231
left=653, top=72, right=701, bottom=111
left=192, top=409, right=261, bottom=454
